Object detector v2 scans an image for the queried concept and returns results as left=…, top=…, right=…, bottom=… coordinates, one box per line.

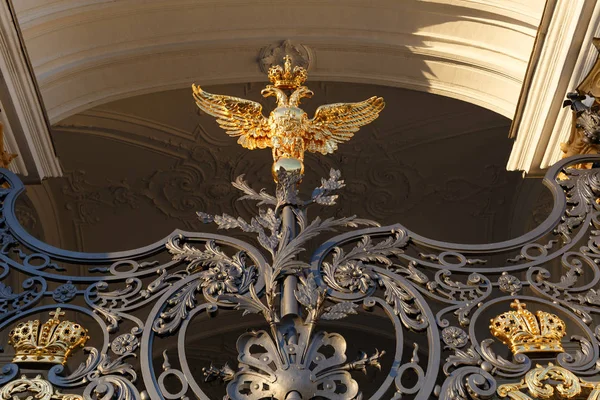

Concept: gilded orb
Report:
left=272, top=157, right=304, bottom=180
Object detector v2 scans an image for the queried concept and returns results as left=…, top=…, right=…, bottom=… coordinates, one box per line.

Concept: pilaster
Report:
left=0, top=0, right=61, bottom=181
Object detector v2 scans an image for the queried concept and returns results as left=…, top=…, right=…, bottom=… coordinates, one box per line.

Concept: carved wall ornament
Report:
left=573, top=38, right=600, bottom=99
left=561, top=92, right=600, bottom=169
left=560, top=41, right=600, bottom=169
left=258, top=40, right=313, bottom=75
left=489, top=300, right=566, bottom=355
left=50, top=81, right=524, bottom=247
left=0, top=122, right=17, bottom=171
left=14, top=196, right=40, bottom=235
left=7, top=308, right=89, bottom=365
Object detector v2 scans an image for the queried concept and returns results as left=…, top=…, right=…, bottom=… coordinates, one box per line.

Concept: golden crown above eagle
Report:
left=192, top=56, right=384, bottom=179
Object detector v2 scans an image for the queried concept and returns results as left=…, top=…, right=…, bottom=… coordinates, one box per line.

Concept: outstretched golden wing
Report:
left=305, top=96, right=385, bottom=154
left=192, top=85, right=271, bottom=150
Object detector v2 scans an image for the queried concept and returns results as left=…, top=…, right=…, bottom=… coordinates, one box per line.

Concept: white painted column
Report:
left=508, top=0, right=600, bottom=175
left=0, top=0, right=62, bottom=181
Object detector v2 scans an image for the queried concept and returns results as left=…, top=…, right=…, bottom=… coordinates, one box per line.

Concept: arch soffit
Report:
left=14, top=0, right=545, bottom=123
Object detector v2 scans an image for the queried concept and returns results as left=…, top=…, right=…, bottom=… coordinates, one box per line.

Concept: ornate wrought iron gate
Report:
left=1, top=153, right=600, bottom=399
left=3, top=57, right=600, bottom=399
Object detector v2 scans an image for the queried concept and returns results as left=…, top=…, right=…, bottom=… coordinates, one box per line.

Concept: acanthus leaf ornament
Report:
left=561, top=92, right=600, bottom=169
left=320, top=301, right=360, bottom=320
left=0, top=122, right=17, bottom=170
left=194, top=172, right=384, bottom=398
left=227, top=325, right=363, bottom=400
left=560, top=41, right=600, bottom=168
left=0, top=278, right=46, bottom=323
left=496, top=363, right=600, bottom=399
left=166, top=235, right=257, bottom=300
left=222, top=272, right=386, bottom=400
left=0, top=374, right=84, bottom=400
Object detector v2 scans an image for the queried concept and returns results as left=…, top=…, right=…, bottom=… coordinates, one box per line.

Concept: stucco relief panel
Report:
left=38, top=83, right=539, bottom=251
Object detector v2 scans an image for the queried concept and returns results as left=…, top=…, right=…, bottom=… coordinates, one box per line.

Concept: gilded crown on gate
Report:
left=489, top=300, right=566, bottom=355
left=267, top=55, right=307, bottom=89
left=8, top=308, right=89, bottom=365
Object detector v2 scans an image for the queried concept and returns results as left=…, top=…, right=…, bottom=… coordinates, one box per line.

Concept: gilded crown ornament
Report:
left=192, top=55, right=384, bottom=180
left=489, top=300, right=566, bottom=355
left=8, top=308, right=89, bottom=365
left=268, top=55, right=308, bottom=89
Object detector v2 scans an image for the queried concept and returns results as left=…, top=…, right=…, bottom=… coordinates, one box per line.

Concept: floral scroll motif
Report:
left=322, top=232, right=408, bottom=294
left=227, top=327, right=360, bottom=400
left=1, top=151, right=600, bottom=400
left=497, top=363, right=600, bottom=399
left=0, top=374, right=84, bottom=400
left=330, top=260, right=378, bottom=293
left=442, top=326, right=468, bottom=349
left=167, top=236, right=257, bottom=300
left=110, top=333, right=139, bottom=356
left=497, top=273, right=522, bottom=295
left=53, top=281, right=78, bottom=302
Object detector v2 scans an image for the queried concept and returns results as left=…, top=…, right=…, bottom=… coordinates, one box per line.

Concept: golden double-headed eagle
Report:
left=192, top=56, right=384, bottom=176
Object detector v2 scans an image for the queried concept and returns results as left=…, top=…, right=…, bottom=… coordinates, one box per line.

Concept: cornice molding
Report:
left=37, top=38, right=528, bottom=122
left=15, top=0, right=543, bottom=30
left=0, top=1, right=62, bottom=180
left=12, top=0, right=542, bottom=123
left=507, top=0, right=600, bottom=175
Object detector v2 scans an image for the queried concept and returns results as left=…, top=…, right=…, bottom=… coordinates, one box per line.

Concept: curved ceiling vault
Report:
left=14, top=0, right=545, bottom=123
